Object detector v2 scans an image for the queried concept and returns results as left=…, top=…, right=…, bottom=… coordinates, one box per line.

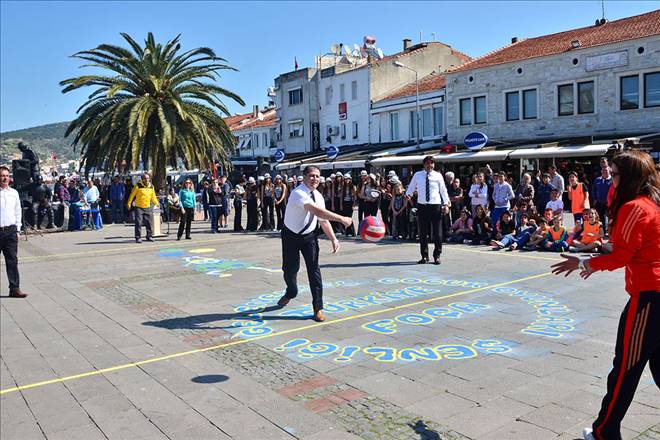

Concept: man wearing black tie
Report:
left=277, top=165, right=353, bottom=322
left=405, top=156, right=451, bottom=265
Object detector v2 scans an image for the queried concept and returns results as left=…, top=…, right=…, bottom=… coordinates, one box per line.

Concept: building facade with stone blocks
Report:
left=445, top=10, right=660, bottom=146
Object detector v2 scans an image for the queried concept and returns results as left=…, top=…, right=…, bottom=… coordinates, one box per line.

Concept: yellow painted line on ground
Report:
left=451, top=246, right=564, bottom=261
left=19, top=235, right=250, bottom=262
left=0, top=271, right=551, bottom=395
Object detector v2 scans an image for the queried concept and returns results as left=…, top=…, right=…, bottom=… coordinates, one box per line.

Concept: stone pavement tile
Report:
left=36, top=407, right=98, bottom=437
left=167, top=424, right=231, bottom=440
left=404, top=391, right=478, bottom=421
left=90, top=408, right=168, bottom=439
left=503, top=375, right=586, bottom=408
left=45, top=422, right=106, bottom=440
left=479, top=420, right=559, bottom=440
left=80, top=391, right=137, bottom=420
left=64, top=375, right=121, bottom=403
left=441, top=396, right=537, bottom=439
left=1, top=390, right=38, bottom=428
left=0, top=419, right=46, bottom=440
left=347, top=371, right=444, bottom=408
left=0, top=357, right=18, bottom=389
left=553, top=388, right=603, bottom=415
left=622, top=402, right=660, bottom=434
left=509, top=352, right=579, bottom=377
left=444, top=353, right=521, bottom=381
left=517, top=402, right=591, bottom=434
left=302, top=427, right=363, bottom=439
left=249, top=395, right=335, bottom=438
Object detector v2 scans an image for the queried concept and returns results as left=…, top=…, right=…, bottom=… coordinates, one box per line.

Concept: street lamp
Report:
left=393, top=61, right=420, bottom=150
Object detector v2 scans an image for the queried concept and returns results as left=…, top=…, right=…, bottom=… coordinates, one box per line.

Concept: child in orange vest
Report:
left=543, top=216, right=569, bottom=251
left=570, top=208, right=604, bottom=253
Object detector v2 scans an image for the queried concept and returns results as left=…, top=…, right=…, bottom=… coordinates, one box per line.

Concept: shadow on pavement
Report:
left=142, top=305, right=310, bottom=330
left=408, top=420, right=440, bottom=440
left=191, top=374, right=229, bottom=384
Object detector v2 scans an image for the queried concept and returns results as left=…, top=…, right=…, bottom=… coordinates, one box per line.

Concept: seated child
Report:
left=491, top=211, right=515, bottom=247
left=493, top=213, right=538, bottom=250
left=448, top=209, right=474, bottom=243
left=569, top=208, right=604, bottom=252
left=542, top=216, right=569, bottom=252
left=524, top=217, right=549, bottom=250
left=471, top=204, right=493, bottom=245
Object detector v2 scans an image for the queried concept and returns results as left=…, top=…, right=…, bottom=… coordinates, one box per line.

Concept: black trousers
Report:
left=342, top=201, right=355, bottom=236
left=592, top=291, right=659, bottom=440
left=134, top=207, right=153, bottom=239
left=418, top=204, right=443, bottom=259
left=261, top=197, right=275, bottom=230
left=0, top=226, right=20, bottom=291
left=365, top=201, right=379, bottom=217
left=281, top=226, right=323, bottom=312
left=594, top=201, right=608, bottom=235
left=275, top=202, right=286, bottom=231
left=233, top=199, right=243, bottom=231
left=246, top=199, right=258, bottom=231
left=177, top=208, right=194, bottom=238
left=358, top=199, right=366, bottom=223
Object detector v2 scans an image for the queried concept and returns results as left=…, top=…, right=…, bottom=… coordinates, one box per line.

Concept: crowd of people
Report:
left=20, top=155, right=615, bottom=256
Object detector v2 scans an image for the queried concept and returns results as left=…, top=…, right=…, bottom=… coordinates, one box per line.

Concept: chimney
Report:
left=253, top=105, right=259, bottom=118
left=511, top=37, right=518, bottom=44
left=403, top=38, right=412, bottom=51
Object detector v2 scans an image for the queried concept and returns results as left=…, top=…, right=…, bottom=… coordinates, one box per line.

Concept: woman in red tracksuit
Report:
left=552, top=150, right=660, bottom=440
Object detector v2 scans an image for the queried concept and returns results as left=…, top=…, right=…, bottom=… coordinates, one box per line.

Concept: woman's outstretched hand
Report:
left=551, top=254, right=594, bottom=279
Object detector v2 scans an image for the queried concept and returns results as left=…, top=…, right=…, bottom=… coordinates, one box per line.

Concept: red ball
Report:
left=359, top=216, right=386, bottom=242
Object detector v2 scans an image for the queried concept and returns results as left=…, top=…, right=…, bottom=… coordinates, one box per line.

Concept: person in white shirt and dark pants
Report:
left=277, top=165, right=353, bottom=322
left=405, top=156, right=451, bottom=265
left=0, top=166, right=27, bottom=298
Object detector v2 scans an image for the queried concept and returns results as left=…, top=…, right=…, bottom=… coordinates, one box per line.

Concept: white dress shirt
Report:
left=283, top=183, right=326, bottom=233
left=0, top=186, right=22, bottom=228
left=405, top=170, right=450, bottom=206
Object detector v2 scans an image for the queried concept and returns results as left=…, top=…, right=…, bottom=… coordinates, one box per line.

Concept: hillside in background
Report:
left=0, top=121, right=79, bottom=162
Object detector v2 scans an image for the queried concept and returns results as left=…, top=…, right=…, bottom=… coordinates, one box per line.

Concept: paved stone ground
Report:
left=1, top=219, right=658, bottom=440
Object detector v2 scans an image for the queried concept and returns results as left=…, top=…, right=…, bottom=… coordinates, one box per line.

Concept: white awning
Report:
left=231, top=159, right=257, bottom=166
left=508, top=144, right=611, bottom=159
left=304, top=160, right=366, bottom=170
left=369, top=150, right=512, bottom=166
left=275, top=161, right=302, bottom=170
left=288, top=119, right=304, bottom=125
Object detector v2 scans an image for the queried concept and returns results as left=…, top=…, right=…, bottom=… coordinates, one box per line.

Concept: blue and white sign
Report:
left=274, top=149, right=286, bottom=163
left=326, top=145, right=339, bottom=160
left=464, top=132, right=489, bottom=151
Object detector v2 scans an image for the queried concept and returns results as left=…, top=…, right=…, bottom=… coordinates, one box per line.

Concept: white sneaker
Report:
left=583, top=427, right=595, bottom=440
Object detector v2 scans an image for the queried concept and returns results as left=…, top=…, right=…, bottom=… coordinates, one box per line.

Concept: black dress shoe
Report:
left=417, top=258, right=427, bottom=264
left=277, top=296, right=291, bottom=307
left=433, top=258, right=441, bottom=265
left=145, top=237, right=154, bottom=242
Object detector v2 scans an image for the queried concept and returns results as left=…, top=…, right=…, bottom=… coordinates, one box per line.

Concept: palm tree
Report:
left=60, top=32, right=244, bottom=187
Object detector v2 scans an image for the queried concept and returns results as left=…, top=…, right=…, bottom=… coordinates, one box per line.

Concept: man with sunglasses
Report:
left=276, top=165, right=352, bottom=322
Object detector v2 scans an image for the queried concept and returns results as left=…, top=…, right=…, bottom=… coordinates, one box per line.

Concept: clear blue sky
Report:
left=1, top=1, right=656, bottom=131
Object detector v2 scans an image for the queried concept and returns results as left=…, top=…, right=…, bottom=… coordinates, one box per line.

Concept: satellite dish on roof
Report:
left=354, top=44, right=362, bottom=57
left=345, top=47, right=352, bottom=56
left=330, top=43, right=341, bottom=55
left=376, top=48, right=384, bottom=59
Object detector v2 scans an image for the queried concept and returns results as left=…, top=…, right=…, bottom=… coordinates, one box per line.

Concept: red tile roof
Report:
left=450, top=9, right=660, bottom=73
left=226, top=108, right=277, bottom=132
left=376, top=71, right=446, bottom=102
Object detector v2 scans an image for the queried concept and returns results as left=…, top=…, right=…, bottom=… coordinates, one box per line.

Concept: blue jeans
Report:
left=209, top=206, right=219, bottom=232
left=111, top=199, right=124, bottom=223
left=513, top=231, right=533, bottom=247
left=544, top=240, right=569, bottom=252
left=491, top=207, right=507, bottom=225
left=499, top=233, right=516, bottom=247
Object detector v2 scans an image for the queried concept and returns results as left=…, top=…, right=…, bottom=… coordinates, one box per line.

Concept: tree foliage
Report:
left=60, top=32, right=244, bottom=186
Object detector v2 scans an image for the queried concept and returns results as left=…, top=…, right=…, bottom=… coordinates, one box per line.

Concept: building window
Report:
left=578, top=81, right=595, bottom=114
left=325, top=86, right=332, bottom=105
left=422, top=108, right=433, bottom=137
left=620, top=75, right=639, bottom=110
left=558, top=84, right=574, bottom=116
left=644, top=72, right=660, bottom=108
left=410, top=110, right=419, bottom=138
left=522, top=89, right=537, bottom=119
left=390, top=113, right=399, bottom=141
left=289, top=122, right=304, bottom=137
left=459, top=98, right=471, bottom=125
left=253, top=134, right=259, bottom=149
left=277, top=124, right=282, bottom=141
left=351, top=81, right=358, bottom=100
left=340, top=83, right=346, bottom=102
left=433, top=107, right=443, bottom=136
left=262, top=133, right=268, bottom=148
left=506, top=91, right=519, bottom=121
left=289, top=88, right=303, bottom=105
left=340, top=123, right=346, bottom=139
left=352, top=121, right=358, bottom=139
left=474, top=96, right=486, bottom=124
